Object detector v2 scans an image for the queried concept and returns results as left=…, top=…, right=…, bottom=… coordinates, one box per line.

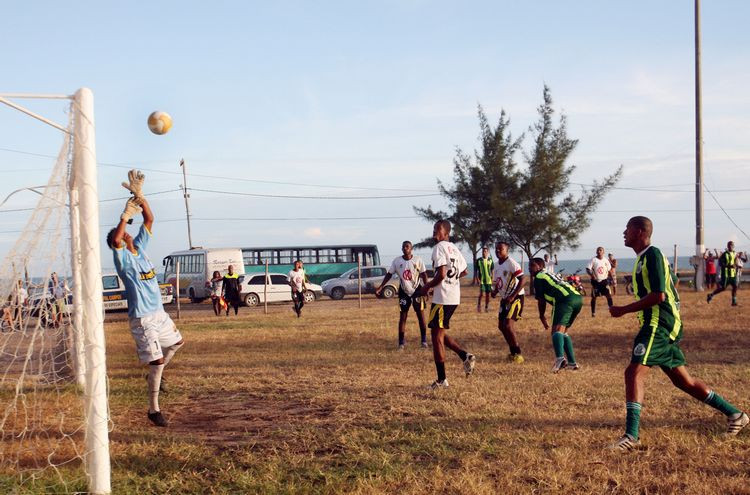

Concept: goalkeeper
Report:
left=107, top=170, right=184, bottom=427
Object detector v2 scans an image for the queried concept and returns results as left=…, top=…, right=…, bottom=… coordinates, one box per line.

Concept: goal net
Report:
left=0, top=90, right=110, bottom=494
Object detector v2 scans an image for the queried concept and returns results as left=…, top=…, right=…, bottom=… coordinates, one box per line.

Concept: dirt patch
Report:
left=166, top=392, right=335, bottom=447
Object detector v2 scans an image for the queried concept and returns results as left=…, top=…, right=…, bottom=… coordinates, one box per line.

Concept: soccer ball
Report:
left=147, top=111, right=173, bottom=135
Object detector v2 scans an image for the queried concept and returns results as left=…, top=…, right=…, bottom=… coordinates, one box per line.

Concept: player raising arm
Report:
left=608, top=216, right=747, bottom=451
left=107, top=170, right=184, bottom=427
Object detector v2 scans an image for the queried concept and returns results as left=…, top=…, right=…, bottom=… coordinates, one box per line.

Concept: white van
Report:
left=163, top=248, right=245, bottom=303
left=101, top=273, right=174, bottom=311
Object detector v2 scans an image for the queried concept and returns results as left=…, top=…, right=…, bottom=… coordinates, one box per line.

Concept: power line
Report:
left=704, top=184, right=750, bottom=241
left=187, top=187, right=440, bottom=200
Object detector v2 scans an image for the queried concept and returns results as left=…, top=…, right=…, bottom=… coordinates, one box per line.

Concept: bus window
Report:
left=336, top=248, right=353, bottom=263
left=243, top=250, right=259, bottom=266
left=258, top=250, right=275, bottom=265
left=358, top=251, right=374, bottom=266
left=318, top=249, right=336, bottom=263
left=278, top=250, right=295, bottom=264
left=299, top=249, right=317, bottom=264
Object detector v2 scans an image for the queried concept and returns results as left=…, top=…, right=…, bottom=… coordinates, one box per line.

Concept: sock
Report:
left=625, top=402, right=641, bottom=440
left=148, top=364, right=164, bottom=414
left=732, top=296, right=737, bottom=304
left=398, top=331, right=405, bottom=346
left=162, top=341, right=183, bottom=366
left=510, top=345, right=522, bottom=355
left=436, top=361, right=446, bottom=382
left=551, top=332, right=565, bottom=359
left=563, top=334, right=576, bottom=364
left=704, top=390, right=741, bottom=417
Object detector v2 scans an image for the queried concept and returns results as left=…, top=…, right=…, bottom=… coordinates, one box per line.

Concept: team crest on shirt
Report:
left=402, top=269, right=413, bottom=281
left=633, top=344, right=646, bottom=356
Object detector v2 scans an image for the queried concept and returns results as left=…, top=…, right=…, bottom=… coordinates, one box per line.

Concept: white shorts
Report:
left=129, top=309, right=183, bottom=364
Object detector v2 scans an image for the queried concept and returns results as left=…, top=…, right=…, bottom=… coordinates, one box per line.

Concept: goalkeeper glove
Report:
left=120, top=197, right=143, bottom=223
left=121, top=169, right=145, bottom=199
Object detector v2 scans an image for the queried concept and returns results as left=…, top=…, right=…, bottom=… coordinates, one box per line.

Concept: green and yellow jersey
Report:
left=533, top=272, right=580, bottom=306
left=632, top=245, right=681, bottom=338
left=719, top=251, right=737, bottom=280
left=474, top=257, right=494, bottom=285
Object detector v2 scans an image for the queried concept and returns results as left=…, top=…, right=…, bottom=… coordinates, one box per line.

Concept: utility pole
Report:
left=179, top=158, right=194, bottom=249
left=694, top=0, right=705, bottom=291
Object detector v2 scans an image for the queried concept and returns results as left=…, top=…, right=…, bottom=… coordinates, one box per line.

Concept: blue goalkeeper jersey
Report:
left=112, top=224, right=162, bottom=318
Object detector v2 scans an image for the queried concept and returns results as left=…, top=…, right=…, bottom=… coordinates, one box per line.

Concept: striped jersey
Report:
left=719, top=251, right=737, bottom=279
left=493, top=256, right=525, bottom=299
left=632, top=245, right=681, bottom=338
left=475, top=257, right=494, bottom=285
left=533, top=272, right=580, bottom=306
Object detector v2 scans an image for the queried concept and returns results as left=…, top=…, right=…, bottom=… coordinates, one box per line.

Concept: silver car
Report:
left=239, top=273, right=323, bottom=307
left=320, top=266, right=398, bottom=300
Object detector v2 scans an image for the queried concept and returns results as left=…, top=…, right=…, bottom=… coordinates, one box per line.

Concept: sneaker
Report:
left=727, top=412, right=750, bottom=436
left=552, top=357, right=568, bottom=373
left=707, top=294, right=713, bottom=304
left=398, top=344, right=405, bottom=351
left=591, top=312, right=596, bottom=318
left=429, top=379, right=449, bottom=390
left=147, top=411, right=168, bottom=427
left=610, top=434, right=639, bottom=452
left=567, top=362, right=580, bottom=371
left=463, top=353, right=476, bottom=376
left=421, top=341, right=429, bottom=348
left=507, top=353, right=525, bottom=364
left=484, top=306, right=489, bottom=313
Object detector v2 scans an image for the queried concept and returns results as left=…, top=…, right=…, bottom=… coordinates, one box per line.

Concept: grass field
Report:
left=4, top=285, right=750, bottom=494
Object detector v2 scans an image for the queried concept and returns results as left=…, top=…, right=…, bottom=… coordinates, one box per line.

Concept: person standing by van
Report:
left=207, top=271, right=224, bottom=316
left=222, top=265, right=241, bottom=316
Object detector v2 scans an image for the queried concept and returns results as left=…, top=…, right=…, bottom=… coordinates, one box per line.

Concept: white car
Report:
left=239, top=273, right=323, bottom=307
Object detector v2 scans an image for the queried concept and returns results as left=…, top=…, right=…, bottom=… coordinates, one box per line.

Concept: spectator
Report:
left=608, top=253, right=618, bottom=296
left=704, top=249, right=718, bottom=290
left=737, top=251, right=747, bottom=288
left=543, top=253, right=558, bottom=275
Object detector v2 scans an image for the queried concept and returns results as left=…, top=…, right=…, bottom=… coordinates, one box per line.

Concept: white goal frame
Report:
left=0, top=88, right=110, bottom=494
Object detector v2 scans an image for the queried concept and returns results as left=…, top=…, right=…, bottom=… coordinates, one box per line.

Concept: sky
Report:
left=1, top=1, right=749, bottom=272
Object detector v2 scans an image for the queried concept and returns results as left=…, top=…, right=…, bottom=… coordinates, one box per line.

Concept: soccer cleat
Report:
left=484, top=306, right=489, bottom=313
left=610, top=434, right=639, bottom=452
left=706, top=294, right=713, bottom=304
left=506, top=353, right=525, bottom=364
left=726, top=412, right=749, bottom=436
left=147, top=411, right=168, bottom=427
left=429, top=379, right=449, bottom=390
left=567, top=362, right=580, bottom=371
left=731, top=300, right=738, bottom=307
left=591, top=312, right=595, bottom=318
left=421, top=341, right=429, bottom=349
left=398, top=344, right=405, bottom=351
left=552, top=357, right=568, bottom=373
left=463, top=353, right=476, bottom=376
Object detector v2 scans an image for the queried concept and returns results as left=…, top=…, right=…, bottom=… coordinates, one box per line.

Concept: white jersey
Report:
left=493, top=257, right=525, bottom=299
left=388, top=255, right=425, bottom=296
left=289, top=268, right=306, bottom=292
left=587, top=257, right=611, bottom=282
left=431, top=241, right=467, bottom=305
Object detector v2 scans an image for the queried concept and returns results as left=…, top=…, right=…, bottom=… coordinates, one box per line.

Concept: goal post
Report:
left=0, top=88, right=111, bottom=494
left=73, top=88, right=111, bottom=495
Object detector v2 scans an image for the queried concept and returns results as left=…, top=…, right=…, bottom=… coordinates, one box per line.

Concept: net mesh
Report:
left=0, top=105, right=93, bottom=492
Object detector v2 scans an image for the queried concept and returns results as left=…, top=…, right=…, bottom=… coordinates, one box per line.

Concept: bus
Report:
left=241, top=244, right=380, bottom=285
left=163, top=248, right=245, bottom=302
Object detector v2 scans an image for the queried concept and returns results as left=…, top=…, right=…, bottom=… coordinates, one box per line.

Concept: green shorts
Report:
left=551, top=295, right=582, bottom=328
left=719, top=274, right=738, bottom=289
left=631, top=325, right=686, bottom=369
left=479, top=283, right=493, bottom=293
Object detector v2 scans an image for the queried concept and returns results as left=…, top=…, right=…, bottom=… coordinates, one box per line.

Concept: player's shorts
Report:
left=479, top=283, right=493, bottom=293
left=498, top=295, right=524, bottom=321
left=129, top=309, right=183, bottom=364
left=398, top=287, right=425, bottom=313
left=631, top=324, right=685, bottom=369
left=428, top=303, right=457, bottom=330
left=719, top=273, right=738, bottom=289
left=550, top=295, right=582, bottom=328
left=591, top=279, right=610, bottom=297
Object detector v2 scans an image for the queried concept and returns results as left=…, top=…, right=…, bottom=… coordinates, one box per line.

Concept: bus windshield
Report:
left=241, top=244, right=380, bottom=284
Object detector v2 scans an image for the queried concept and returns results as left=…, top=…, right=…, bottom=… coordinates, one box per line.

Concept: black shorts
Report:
left=398, top=287, right=425, bottom=314
left=499, top=295, right=524, bottom=321
left=591, top=279, right=610, bottom=297
left=428, top=303, right=457, bottom=330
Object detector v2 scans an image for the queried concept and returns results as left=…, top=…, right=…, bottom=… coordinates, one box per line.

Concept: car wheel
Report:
left=330, top=287, right=345, bottom=300
left=189, top=288, right=198, bottom=303
left=381, top=286, right=396, bottom=299
left=244, top=293, right=259, bottom=306
left=304, top=290, right=315, bottom=303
